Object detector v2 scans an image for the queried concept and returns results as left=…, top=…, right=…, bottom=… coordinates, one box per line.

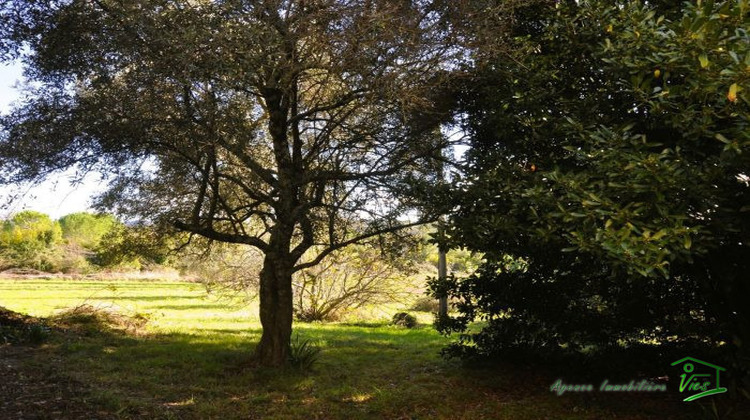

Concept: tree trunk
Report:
left=255, top=253, right=295, bottom=366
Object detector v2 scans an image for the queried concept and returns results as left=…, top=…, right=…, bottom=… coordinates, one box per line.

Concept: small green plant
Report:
left=288, top=333, right=321, bottom=371
left=0, top=322, right=50, bottom=344
left=392, top=312, right=417, bottom=328
left=25, top=323, right=51, bottom=344
left=0, top=325, right=17, bottom=344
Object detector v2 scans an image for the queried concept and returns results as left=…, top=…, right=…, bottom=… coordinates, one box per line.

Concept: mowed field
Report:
left=0, top=279, right=701, bottom=419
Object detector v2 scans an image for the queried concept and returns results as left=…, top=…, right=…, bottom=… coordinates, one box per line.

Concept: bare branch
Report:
left=293, top=218, right=434, bottom=273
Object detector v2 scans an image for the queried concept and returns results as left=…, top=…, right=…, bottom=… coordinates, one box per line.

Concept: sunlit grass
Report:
left=0, top=279, right=695, bottom=419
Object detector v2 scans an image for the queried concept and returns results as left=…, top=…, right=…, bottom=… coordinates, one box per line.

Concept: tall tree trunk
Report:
left=257, top=73, right=298, bottom=366
left=255, top=253, right=295, bottom=366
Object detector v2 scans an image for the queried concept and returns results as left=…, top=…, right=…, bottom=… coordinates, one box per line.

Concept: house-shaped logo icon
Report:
left=671, top=357, right=727, bottom=402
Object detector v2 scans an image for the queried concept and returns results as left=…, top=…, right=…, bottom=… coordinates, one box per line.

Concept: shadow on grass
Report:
left=28, top=313, right=743, bottom=420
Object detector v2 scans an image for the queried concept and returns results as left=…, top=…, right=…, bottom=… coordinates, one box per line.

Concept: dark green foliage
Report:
left=24, top=323, right=51, bottom=344
left=435, top=0, right=750, bottom=374
left=391, top=312, right=417, bottom=329
left=287, top=333, right=321, bottom=371
left=94, top=224, right=177, bottom=269
left=455, top=0, right=748, bottom=275
left=430, top=254, right=711, bottom=360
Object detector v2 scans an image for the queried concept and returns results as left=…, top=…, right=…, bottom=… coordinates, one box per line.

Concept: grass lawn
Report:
left=0, top=279, right=725, bottom=419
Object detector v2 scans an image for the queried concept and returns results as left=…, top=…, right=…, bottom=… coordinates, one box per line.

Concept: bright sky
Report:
left=0, top=61, right=105, bottom=220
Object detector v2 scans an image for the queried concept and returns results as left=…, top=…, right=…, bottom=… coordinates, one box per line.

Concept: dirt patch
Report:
left=0, top=268, right=52, bottom=277
left=0, top=307, right=113, bottom=419
left=0, top=346, right=113, bottom=420
left=0, top=269, right=185, bottom=281
left=0, top=306, right=49, bottom=345
left=0, top=306, right=35, bottom=328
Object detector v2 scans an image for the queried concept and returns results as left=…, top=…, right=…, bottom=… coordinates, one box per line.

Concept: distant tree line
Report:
left=1, top=210, right=476, bottom=324
left=0, top=210, right=172, bottom=273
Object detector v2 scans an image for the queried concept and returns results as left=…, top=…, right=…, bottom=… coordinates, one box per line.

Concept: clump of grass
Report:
left=288, top=333, right=321, bottom=371
left=0, top=323, right=50, bottom=344
left=391, top=312, right=417, bottom=328
left=25, top=323, right=52, bottom=344
left=50, top=304, right=149, bottom=336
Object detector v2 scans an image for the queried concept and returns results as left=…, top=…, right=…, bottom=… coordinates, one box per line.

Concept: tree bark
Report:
left=254, top=82, right=297, bottom=366
left=254, top=253, right=295, bottom=366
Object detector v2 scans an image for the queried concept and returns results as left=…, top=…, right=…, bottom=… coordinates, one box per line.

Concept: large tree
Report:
left=0, top=0, right=510, bottom=365
left=58, top=212, right=117, bottom=249
left=434, top=0, right=750, bottom=369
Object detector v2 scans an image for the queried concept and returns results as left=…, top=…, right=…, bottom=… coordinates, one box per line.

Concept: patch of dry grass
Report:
left=49, top=304, right=149, bottom=336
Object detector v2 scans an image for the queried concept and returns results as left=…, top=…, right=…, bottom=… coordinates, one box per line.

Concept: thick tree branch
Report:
left=173, top=220, right=268, bottom=251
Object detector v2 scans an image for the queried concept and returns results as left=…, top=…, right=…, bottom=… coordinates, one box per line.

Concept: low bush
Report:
left=293, top=244, right=418, bottom=322
left=410, top=296, right=439, bottom=313
left=392, top=312, right=417, bottom=328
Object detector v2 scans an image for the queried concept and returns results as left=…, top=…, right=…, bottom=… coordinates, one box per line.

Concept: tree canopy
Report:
left=58, top=212, right=117, bottom=249
left=0, top=210, right=62, bottom=270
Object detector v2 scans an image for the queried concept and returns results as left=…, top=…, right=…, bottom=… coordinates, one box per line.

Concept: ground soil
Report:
left=0, top=307, right=111, bottom=420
